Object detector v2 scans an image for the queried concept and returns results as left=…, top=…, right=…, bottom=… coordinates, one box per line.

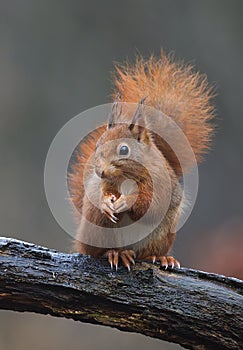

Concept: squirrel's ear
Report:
left=128, top=96, right=147, bottom=131
left=130, top=125, right=151, bottom=145
left=107, top=94, right=122, bottom=129
left=129, top=97, right=150, bottom=144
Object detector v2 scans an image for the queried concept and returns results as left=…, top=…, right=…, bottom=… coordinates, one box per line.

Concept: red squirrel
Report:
left=68, top=51, right=215, bottom=270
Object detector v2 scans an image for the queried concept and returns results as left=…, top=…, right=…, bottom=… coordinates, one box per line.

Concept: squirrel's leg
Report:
left=137, top=231, right=181, bottom=269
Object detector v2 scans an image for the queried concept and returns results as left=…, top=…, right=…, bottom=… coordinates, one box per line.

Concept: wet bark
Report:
left=0, top=237, right=242, bottom=350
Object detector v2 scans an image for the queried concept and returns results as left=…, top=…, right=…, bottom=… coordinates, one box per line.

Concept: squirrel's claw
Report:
left=102, top=210, right=118, bottom=223
left=107, top=212, right=118, bottom=223
left=144, top=255, right=180, bottom=269
left=106, top=250, right=119, bottom=270
left=120, top=250, right=136, bottom=271
left=104, top=249, right=136, bottom=271
left=161, top=256, right=180, bottom=269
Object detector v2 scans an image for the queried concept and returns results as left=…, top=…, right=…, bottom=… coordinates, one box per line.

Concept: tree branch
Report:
left=0, top=237, right=242, bottom=350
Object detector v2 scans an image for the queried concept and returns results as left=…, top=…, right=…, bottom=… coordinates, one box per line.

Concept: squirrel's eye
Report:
left=119, top=145, right=129, bottom=156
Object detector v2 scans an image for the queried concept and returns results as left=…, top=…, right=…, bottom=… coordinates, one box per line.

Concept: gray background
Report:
left=0, top=1, right=242, bottom=349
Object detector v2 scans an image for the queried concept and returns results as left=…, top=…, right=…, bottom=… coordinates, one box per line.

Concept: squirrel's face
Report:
left=94, top=124, right=150, bottom=182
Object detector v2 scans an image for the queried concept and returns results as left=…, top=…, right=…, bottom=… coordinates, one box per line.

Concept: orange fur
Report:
left=113, top=51, right=215, bottom=170
left=68, top=51, right=215, bottom=269
left=68, top=125, right=106, bottom=216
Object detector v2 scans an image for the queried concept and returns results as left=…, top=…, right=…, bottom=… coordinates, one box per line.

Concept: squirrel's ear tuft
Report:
left=128, top=96, right=147, bottom=131
left=107, top=94, right=122, bottom=129
left=129, top=97, right=150, bottom=144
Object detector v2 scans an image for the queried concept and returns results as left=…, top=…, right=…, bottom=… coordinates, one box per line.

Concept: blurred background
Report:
left=0, top=1, right=242, bottom=349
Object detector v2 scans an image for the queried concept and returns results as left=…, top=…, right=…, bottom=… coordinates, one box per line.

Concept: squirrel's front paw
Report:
left=100, top=194, right=135, bottom=222
left=144, top=255, right=180, bottom=269
left=104, top=249, right=136, bottom=271
left=113, top=194, right=136, bottom=214
left=100, top=195, right=118, bottom=223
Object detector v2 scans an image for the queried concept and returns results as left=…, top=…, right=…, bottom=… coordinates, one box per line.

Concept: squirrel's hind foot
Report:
left=144, top=255, right=180, bottom=269
left=104, top=249, right=136, bottom=272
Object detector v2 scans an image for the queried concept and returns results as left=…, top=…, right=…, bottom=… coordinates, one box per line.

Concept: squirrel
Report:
left=68, top=51, right=215, bottom=271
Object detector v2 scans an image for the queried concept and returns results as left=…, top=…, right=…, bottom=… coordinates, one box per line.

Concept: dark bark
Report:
left=0, top=237, right=242, bottom=350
